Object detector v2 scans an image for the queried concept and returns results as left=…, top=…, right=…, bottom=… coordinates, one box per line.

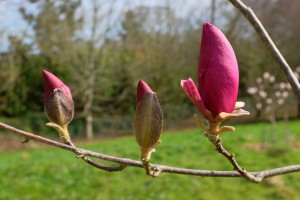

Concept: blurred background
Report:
left=1, top=0, right=300, bottom=199
left=0, top=0, right=299, bottom=139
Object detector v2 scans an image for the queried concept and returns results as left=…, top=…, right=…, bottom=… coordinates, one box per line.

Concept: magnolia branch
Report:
left=227, top=0, right=300, bottom=99
left=1, top=121, right=300, bottom=182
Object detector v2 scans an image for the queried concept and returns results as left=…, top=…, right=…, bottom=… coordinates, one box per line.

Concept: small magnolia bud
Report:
left=43, top=70, right=74, bottom=126
left=133, top=80, right=163, bottom=161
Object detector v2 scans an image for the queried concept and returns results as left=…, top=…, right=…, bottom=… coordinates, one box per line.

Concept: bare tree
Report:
left=72, top=0, right=125, bottom=139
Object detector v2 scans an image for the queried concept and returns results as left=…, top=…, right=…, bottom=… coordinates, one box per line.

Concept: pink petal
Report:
left=42, top=70, right=73, bottom=101
left=136, top=80, right=153, bottom=104
left=198, top=23, right=239, bottom=118
left=181, top=78, right=208, bottom=114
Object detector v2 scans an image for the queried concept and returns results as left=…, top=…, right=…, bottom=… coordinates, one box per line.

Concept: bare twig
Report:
left=1, top=121, right=300, bottom=182
left=204, top=122, right=262, bottom=183
left=206, top=134, right=262, bottom=183
left=81, top=157, right=127, bottom=172
left=75, top=147, right=127, bottom=172
left=227, top=0, right=300, bottom=99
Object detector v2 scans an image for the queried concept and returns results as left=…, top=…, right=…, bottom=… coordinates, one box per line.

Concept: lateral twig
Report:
left=206, top=133, right=262, bottom=183
left=74, top=148, right=127, bottom=172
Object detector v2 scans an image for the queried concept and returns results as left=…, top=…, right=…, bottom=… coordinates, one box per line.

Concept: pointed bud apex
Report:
left=43, top=70, right=74, bottom=126
left=133, top=81, right=163, bottom=160
left=43, top=70, right=73, bottom=101
left=137, top=80, right=153, bottom=103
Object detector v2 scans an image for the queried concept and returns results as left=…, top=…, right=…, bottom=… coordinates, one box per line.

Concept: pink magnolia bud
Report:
left=43, top=70, right=74, bottom=126
left=133, top=80, right=163, bottom=160
left=181, top=23, right=242, bottom=121
left=198, top=23, right=239, bottom=117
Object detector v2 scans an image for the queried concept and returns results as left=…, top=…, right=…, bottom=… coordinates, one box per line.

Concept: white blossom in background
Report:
left=247, top=71, right=293, bottom=118
left=263, top=72, right=270, bottom=79
left=256, top=103, right=262, bottom=110
left=247, top=87, right=258, bottom=94
left=266, top=98, right=272, bottom=104
left=258, top=90, right=267, bottom=99
left=269, top=75, right=275, bottom=83
left=282, top=91, right=289, bottom=98
left=277, top=99, right=284, bottom=105
left=279, top=82, right=286, bottom=90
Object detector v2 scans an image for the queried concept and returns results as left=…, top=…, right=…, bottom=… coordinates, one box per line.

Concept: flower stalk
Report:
left=46, top=122, right=71, bottom=145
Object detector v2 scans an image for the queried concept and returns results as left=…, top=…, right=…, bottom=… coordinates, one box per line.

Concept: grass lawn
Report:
left=1, top=120, right=300, bottom=200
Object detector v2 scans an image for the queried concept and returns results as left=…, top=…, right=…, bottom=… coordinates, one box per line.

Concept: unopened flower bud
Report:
left=181, top=23, right=249, bottom=124
left=43, top=70, right=74, bottom=144
left=43, top=70, right=74, bottom=126
left=133, top=80, right=163, bottom=161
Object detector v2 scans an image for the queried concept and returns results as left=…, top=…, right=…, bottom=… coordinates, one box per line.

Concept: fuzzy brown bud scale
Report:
left=45, top=89, right=74, bottom=126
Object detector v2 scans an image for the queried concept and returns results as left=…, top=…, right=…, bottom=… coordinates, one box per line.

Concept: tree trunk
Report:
left=83, top=82, right=95, bottom=139
left=86, top=113, right=93, bottom=140
left=83, top=0, right=98, bottom=139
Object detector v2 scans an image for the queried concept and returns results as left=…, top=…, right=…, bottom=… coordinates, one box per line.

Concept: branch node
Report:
left=142, top=158, right=162, bottom=177
left=75, top=149, right=86, bottom=158
left=151, top=166, right=162, bottom=177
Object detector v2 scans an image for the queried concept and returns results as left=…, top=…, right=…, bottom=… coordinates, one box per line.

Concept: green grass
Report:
left=1, top=120, right=300, bottom=200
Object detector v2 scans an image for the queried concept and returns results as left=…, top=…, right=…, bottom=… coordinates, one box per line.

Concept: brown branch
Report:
left=74, top=147, right=127, bottom=172
left=205, top=131, right=262, bottom=183
left=214, top=137, right=262, bottom=183
left=1, top=121, right=300, bottom=182
left=227, top=0, right=300, bottom=99
left=81, top=157, right=127, bottom=172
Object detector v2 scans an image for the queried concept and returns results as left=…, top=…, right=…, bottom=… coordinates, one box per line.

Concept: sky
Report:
left=0, top=0, right=38, bottom=51
left=0, top=0, right=212, bottom=52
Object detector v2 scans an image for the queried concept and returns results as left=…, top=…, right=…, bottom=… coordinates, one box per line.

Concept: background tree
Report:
left=1, top=0, right=300, bottom=137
